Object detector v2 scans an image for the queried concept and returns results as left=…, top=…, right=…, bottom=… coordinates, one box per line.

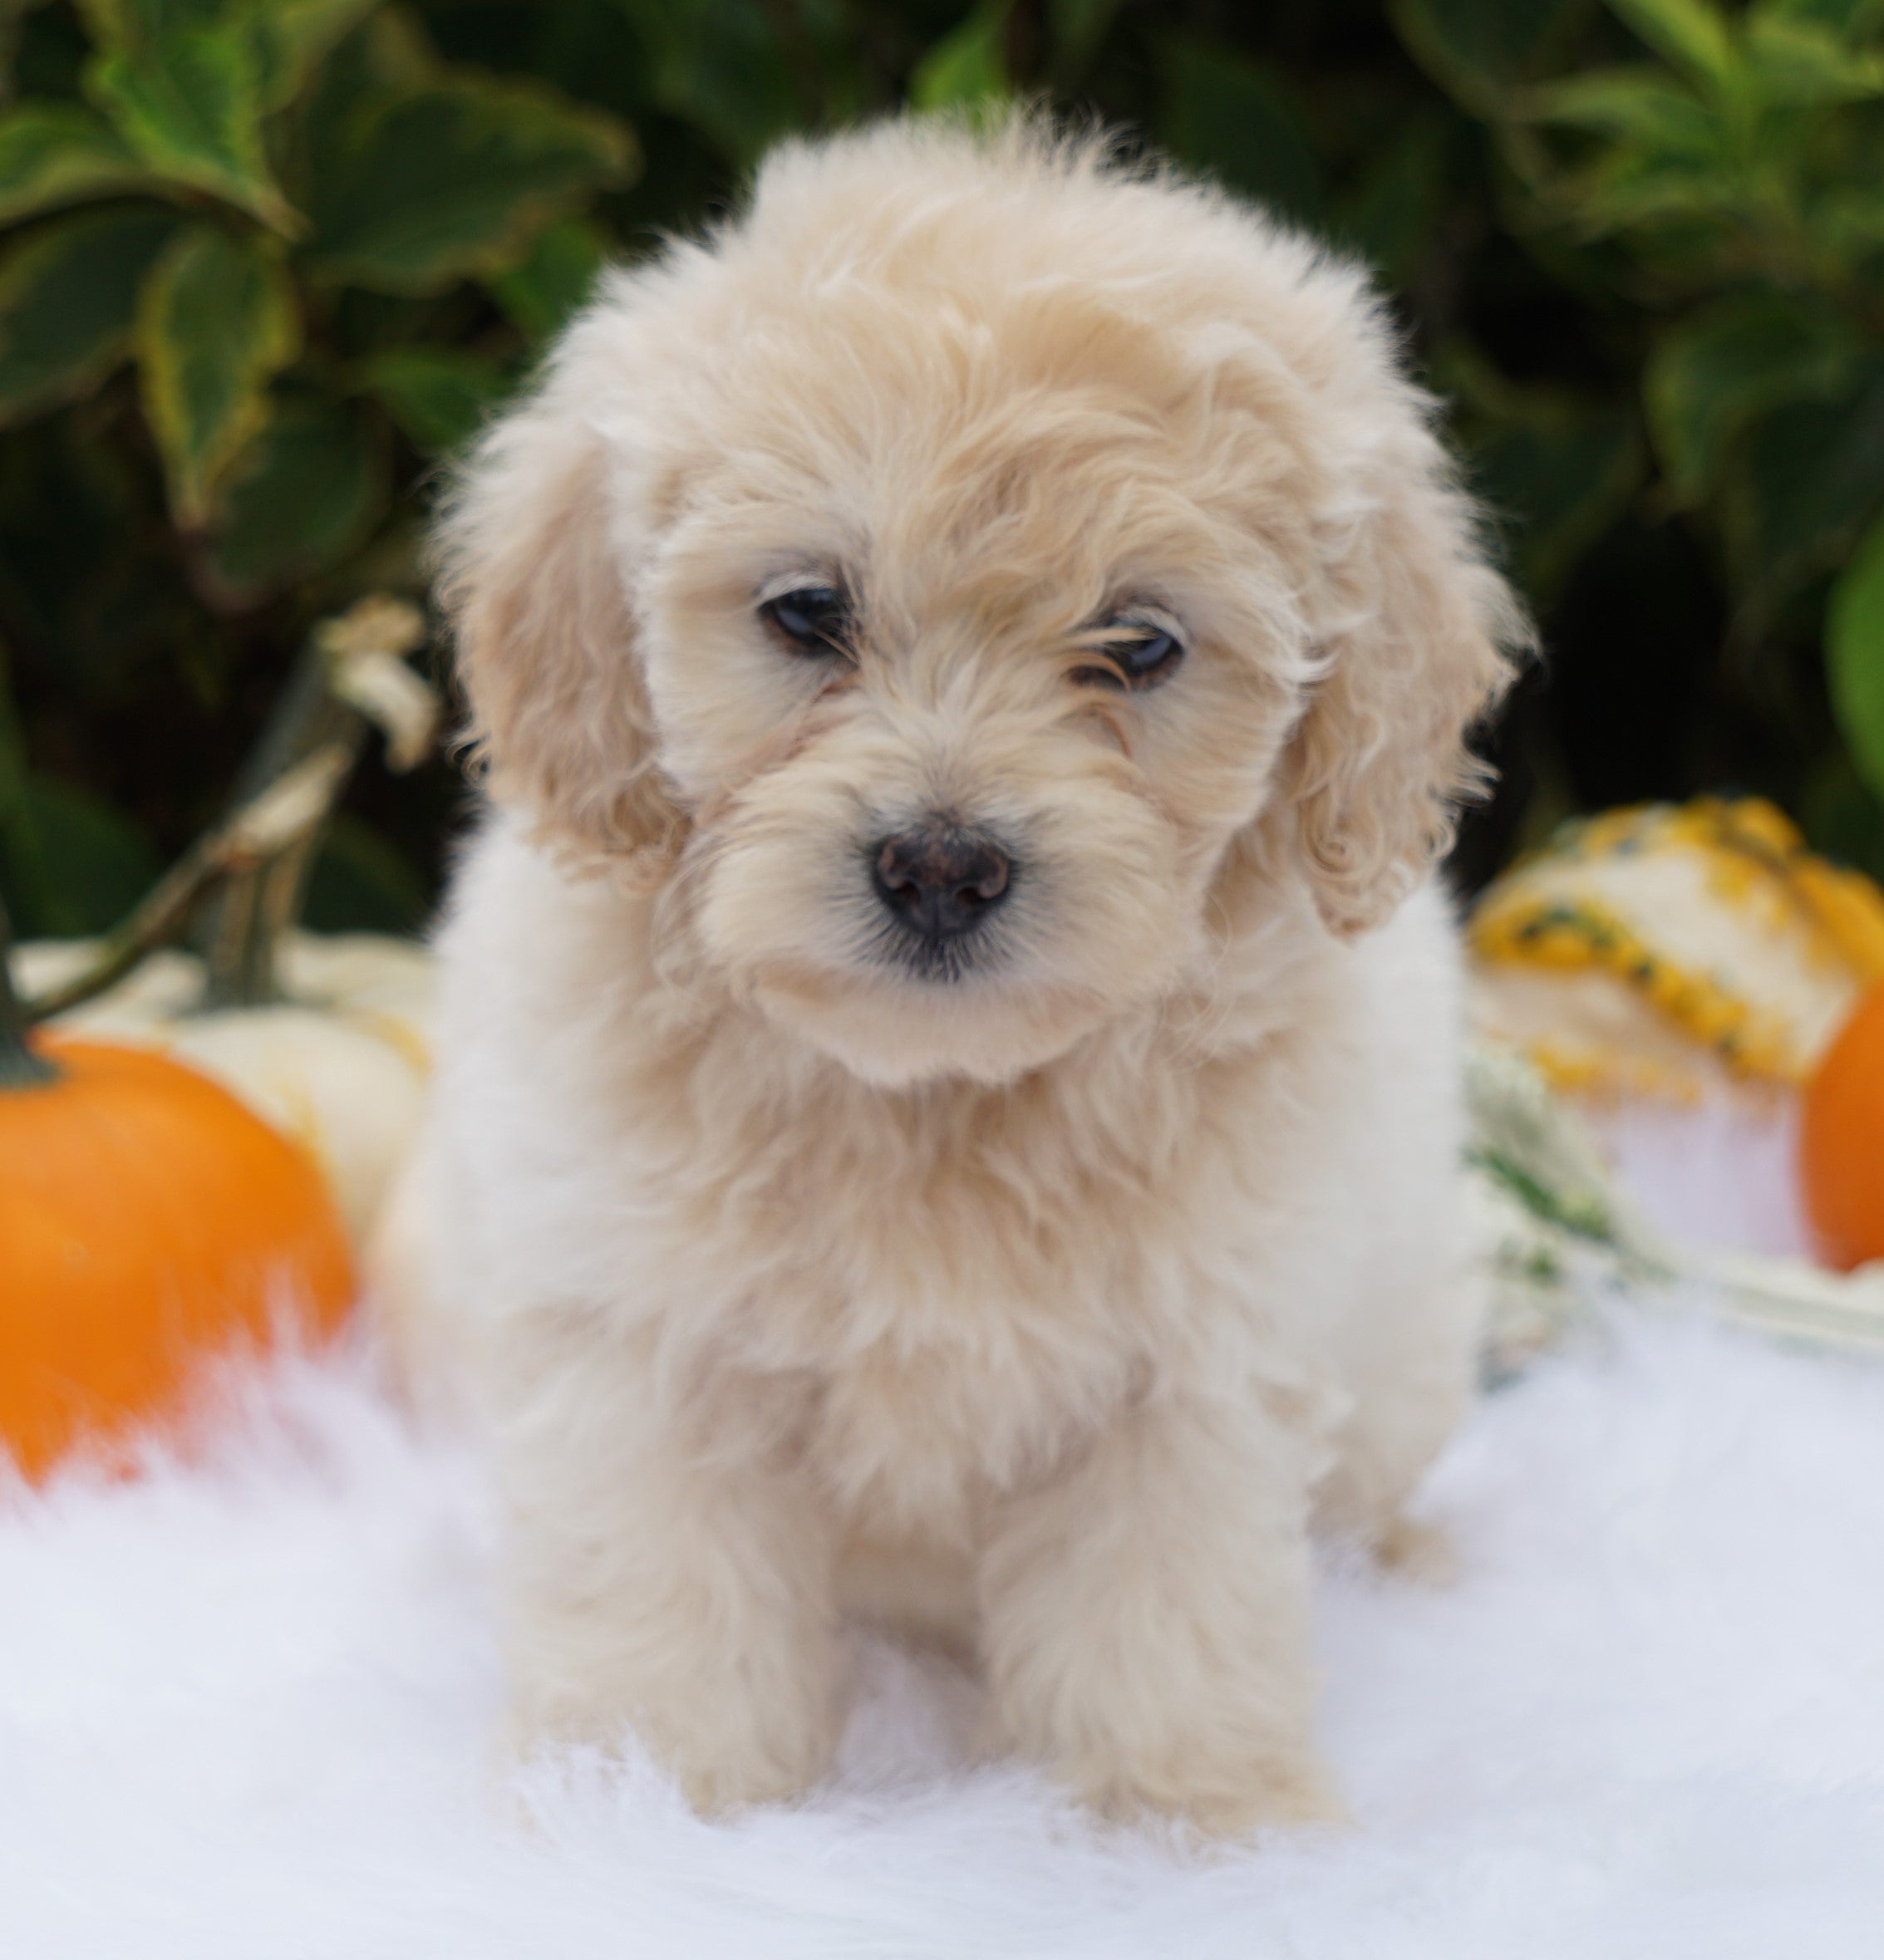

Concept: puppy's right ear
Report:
left=435, top=399, right=681, bottom=867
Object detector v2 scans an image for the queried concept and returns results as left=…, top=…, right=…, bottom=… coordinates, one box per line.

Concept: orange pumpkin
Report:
left=0, top=1032, right=356, bottom=1480
left=1798, top=983, right=1884, bottom=1271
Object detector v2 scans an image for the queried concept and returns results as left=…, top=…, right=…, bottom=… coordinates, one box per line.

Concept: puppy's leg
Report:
left=978, top=1393, right=1343, bottom=1838
left=493, top=1325, right=841, bottom=1814
left=1314, top=1260, right=1483, bottom=1579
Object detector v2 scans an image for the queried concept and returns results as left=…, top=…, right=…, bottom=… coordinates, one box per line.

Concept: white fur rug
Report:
left=5, top=1119, right=1883, bottom=1957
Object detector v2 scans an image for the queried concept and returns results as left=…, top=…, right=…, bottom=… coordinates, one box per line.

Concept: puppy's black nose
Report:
left=873, top=822, right=1012, bottom=940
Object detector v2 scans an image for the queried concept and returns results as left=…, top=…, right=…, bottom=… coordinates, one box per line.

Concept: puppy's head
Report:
left=440, top=117, right=1527, bottom=1087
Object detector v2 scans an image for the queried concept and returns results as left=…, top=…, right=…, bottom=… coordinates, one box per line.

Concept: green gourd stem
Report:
left=19, top=801, right=278, bottom=1024
left=194, top=643, right=367, bottom=1012
left=0, top=892, right=59, bottom=1088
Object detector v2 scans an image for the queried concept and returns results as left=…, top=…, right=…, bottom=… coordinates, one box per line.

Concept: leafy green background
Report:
left=3, top=0, right=1884, bottom=940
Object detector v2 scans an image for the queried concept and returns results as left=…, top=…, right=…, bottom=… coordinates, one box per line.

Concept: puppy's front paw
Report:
left=504, top=1633, right=844, bottom=1817
left=1072, top=1752, right=1350, bottom=1842
left=1171, top=1764, right=1352, bottom=1840
left=504, top=1691, right=840, bottom=1816
left=1373, top=1512, right=1459, bottom=1586
left=653, top=1711, right=838, bottom=1817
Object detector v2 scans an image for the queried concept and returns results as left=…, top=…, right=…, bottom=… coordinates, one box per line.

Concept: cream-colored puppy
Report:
left=407, top=114, right=1527, bottom=1835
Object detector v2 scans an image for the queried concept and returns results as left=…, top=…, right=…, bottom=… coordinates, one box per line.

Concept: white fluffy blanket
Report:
left=5, top=1125, right=1883, bottom=1957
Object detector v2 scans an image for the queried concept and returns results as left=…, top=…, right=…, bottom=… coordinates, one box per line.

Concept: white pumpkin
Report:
left=8, top=931, right=434, bottom=1246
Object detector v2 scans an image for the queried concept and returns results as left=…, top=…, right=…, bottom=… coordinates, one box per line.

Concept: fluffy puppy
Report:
left=406, top=113, right=1527, bottom=1835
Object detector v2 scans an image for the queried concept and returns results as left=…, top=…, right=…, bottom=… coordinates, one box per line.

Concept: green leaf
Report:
left=1445, top=354, right=1645, bottom=598
left=21, top=771, right=161, bottom=936
left=1762, top=0, right=1884, bottom=31
left=485, top=215, right=607, bottom=341
left=1606, top=0, right=1738, bottom=88
left=0, top=636, right=54, bottom=933
left=303, top=811, right=428, bottom=935
left=1813, top=180, right=1884, bottom=260
left=910, top=2, right=1012, bottom=113
left=202, top=393, right=384, bottom=603
left=0, top=205, right=177, bottom=427
left=1743, top=11, right=1884, bottom=101
left=1797, top=750, right=1884, bottom=887
left=1731, top=361, right=1884, bottom=597
left=84, top=13, right=299, bottom=233
left=0, top=101, right=156, bottom=225
left=303, top=72, right=633, bottom=294
left=1333, top=112, right=1454, bottom=284
left=1644, top=294, right=1863, bottom=504
left=1563, top=147, right=1742, bottom=237
left=137, top=223, right=299, bottom=525
left=615, top=0, right=794, bottom=165
left=250, top=0, right=381, bottom=112
left=359, top=346, right=509, bottom=454
left=1468, top=410, right=1644, bottom=599
left=1524, top=67, right=1720, bottom=158
left=0, top=1, right=29, bottom=101
left=1158, top=34, right=1322, bottom=224
left=1390, top=0, right=1591, bottom=114
left=1047, top=0, right=1127, bottom=82
left=78, top=2, right=231, bottom=36
left=298, top=2, right=431, bottom=124
left=1827, top=508, right=1884, bottom=808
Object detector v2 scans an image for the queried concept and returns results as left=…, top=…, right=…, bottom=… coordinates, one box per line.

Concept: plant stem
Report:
left=197, top=648, right=366, bottom=1009
left=0, top=892, right=58, bottom=1088
left=15, top=767, right=320, bottom=1024
left=9, top=597, right=431, bottom=1032
left=194, top=597, right=429, bottom=1011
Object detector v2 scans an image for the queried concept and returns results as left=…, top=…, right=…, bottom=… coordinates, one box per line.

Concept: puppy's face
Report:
left=640, top=334, right=1312, bottom=1085
left=444, top=125, right=1524, bottom=1087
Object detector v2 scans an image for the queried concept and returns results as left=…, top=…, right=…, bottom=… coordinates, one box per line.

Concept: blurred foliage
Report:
left=2, top=0, right=1882, bottom=938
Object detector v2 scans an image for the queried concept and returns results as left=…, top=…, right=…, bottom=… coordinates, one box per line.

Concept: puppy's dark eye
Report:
left=1073, top=617, right=1186, bottom=691
left=761, top=584, right=851, bottom=656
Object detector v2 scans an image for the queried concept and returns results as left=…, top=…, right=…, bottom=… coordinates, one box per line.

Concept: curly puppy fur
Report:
left=400, top=113, right=1530, bottom=1836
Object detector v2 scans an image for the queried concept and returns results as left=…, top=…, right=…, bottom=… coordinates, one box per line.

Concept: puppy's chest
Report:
left=670, top=1131, right=1160, bottom=1527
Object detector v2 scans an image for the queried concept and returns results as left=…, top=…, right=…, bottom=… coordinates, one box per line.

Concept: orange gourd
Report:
left=0, top=1030, right=355, bottom=1480
left=1799, top=983, right=1884, bottom=1271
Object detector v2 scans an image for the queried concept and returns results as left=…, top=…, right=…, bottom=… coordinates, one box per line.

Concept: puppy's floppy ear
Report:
left=435, top=391, right=681, bottom=867
left=1284, top=405, right=1531, bottom=936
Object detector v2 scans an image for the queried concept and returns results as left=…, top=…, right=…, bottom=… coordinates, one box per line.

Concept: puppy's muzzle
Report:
left=871, top=819, right=1013, bottom=953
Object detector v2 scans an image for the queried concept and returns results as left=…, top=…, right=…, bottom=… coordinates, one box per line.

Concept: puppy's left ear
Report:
left=1285, top=406, right=1531, bottom=936
left=435, top=358, right=682, bottom=871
